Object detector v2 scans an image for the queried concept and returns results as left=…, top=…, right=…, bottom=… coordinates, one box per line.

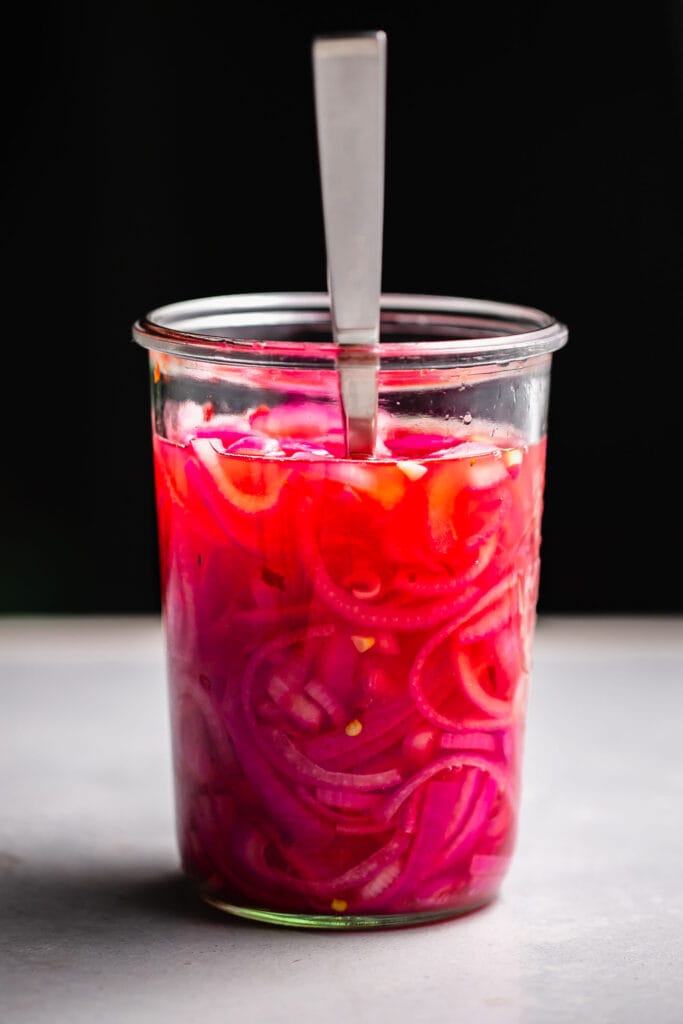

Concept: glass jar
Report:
left=133, top=292, right=567, bottom=929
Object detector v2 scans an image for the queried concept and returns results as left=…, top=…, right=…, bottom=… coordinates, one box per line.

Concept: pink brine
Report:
left=154, top=401, right=546, bottom=919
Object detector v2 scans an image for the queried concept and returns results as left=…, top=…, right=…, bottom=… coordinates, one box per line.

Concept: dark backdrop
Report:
left=3, top=1, right=682, bottom=614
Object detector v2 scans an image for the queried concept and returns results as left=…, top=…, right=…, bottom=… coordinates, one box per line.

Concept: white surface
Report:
left=1, top=615, right=682, bottom=1023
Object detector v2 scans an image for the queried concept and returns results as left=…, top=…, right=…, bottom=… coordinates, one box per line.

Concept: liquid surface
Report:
left=154, top=402, right=546, bottom=918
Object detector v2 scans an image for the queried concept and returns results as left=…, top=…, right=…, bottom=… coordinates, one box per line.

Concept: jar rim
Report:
left=132, top=292, right=568, bottom=367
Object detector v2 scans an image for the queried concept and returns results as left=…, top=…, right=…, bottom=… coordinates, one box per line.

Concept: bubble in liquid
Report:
left=463, top=412, right=472, bottom=424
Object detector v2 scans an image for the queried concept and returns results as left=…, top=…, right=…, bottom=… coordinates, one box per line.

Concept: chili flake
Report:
left=351, top=636, right=375, bottom=653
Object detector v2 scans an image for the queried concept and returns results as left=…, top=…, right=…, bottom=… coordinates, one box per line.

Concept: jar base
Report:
left=200, top=892, right=494, bottom=930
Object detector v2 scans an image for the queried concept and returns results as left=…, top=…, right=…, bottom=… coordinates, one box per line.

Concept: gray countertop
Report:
left=1, top=616, right=682, bottom=1023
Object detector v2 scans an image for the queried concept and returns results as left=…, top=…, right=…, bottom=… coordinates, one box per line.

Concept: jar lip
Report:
left=132, top=291, right=568, bottom=366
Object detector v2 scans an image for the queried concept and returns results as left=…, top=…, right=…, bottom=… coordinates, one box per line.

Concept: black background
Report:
left=3, top=1, right=682, bottom=614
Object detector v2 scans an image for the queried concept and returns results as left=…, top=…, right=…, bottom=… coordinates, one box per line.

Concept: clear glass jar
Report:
left=133, top=292, right=567, bottom=929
